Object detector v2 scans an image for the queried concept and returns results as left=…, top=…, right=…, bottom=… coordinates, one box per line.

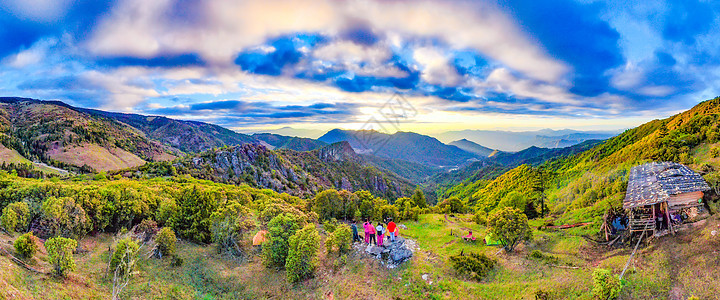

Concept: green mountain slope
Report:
left=449, top=139, right=496, bottom=157
left=80, top=108, right=257, bottom=153
left=0, top=97, right=176, bottom=172
left=454, top=97, right=720, bottom=225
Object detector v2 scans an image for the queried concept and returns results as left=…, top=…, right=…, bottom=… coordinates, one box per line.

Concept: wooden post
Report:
left=651, top=204, right=657, bottom=235
left=665, top=202, right=673, bottom=234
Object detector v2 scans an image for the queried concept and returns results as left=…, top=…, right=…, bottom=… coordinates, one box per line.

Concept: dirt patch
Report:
left=47, top=143, right=146, bottom=172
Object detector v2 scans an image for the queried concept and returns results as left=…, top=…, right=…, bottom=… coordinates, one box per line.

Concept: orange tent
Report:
left=253, top=230, right=268, bottom=246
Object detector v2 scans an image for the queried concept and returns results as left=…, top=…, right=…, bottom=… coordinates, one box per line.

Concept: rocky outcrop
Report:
left=362, top=236, right=414, bottom=268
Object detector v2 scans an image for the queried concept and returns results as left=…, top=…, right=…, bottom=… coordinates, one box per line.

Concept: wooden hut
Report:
left=623, top=162, right=710, bottom=235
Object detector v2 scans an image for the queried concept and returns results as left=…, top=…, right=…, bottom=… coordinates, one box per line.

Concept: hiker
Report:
left=387, top=219, right=397, bottom=243
left=462, top=230, right=476, bottom=241
left=363, top=219, right=370, bottom=244
left=351, top=220, right=360, bottom=243
left=376, top=222, right=385, bottom=246
left=368, top=221, right=376, bottom=245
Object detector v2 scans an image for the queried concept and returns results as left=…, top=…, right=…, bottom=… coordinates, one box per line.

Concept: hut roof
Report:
left=623, top=162, right=710, bottom=208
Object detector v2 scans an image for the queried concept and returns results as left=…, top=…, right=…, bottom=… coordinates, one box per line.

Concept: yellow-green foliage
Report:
left=1, top=202, right=30, bottom=232
left=210, top=202, right=255, bottom=256
left=262, top=213, right=304, bottom=269
left=42, top=196, right=92, bottom=238
left=286, top=224, right=320, bottom=283
left=259, top=201, right=306, bottom=225
left=436, top=197, right=465, bottom=214
left=110, top=238, right=140, bottom=275
left=487, top=207, right=531, bottom=252
left=471, top=164, right=539, bottom=211
left=45, top=237, right=77, bottom=277
left=14, top=232, right=39, bottom=259
left=592, top=268, right=620, bottom=300
left=155, top=227, right=177, bottom=258
left=168, top=186, right=219, bottom=243
left=448, top=252, right=496, bottom=281
left=325, top=224, right=352, bottom=255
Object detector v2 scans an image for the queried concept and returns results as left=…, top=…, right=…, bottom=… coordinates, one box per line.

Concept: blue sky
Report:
left=1, top=0, right=719, bottom=136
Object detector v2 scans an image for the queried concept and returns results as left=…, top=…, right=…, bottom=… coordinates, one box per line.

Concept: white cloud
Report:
left=412, top=47, right=461, bottom=86
left=484, top=68, right=580, bottom=105
left=87, top=0, right=567, bottom=81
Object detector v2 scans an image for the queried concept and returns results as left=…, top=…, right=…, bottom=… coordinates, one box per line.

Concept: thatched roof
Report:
left=623, top=162, right=710, bottom=208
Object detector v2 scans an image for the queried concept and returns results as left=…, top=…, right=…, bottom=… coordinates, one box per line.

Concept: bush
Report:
left=449, top=252, right=496, bottom=281
left=45, top=237, right=77, bottom=277
left=134, top=219, right=159, bottom=242
left=262, top=213, right=304, bottom=269
left=259, top=202, right=307, bottom=225
left=437, top=197, right=465, bottom=214
left=110, top=238, right=140, bottom=275
left=527, top=250, right=559, bottom=265
left=42, top=196, right=92, bottom=238
left=312, top=189, right=341, bottom=221
left=473, top=210, right=487, bottom=225
left=325, top=224, right=352, bottom=255
left=487, top=207, right=531, bottom=252
left=210, top=202, right=255, bottom=257
left=322, top=218, right=339, bottom=233
left=0, top=207, right=18, bottom=232
left=169, top=186, right=219, bottom=243
left=14, top=232, right=39, bottom=259
left=286, top=224, right=320, bottom=283
left=592, top=268, right=621, bottom=300
left=155, top=227, right=177, bottom=258
left=1, top=202, right=30, bottom=232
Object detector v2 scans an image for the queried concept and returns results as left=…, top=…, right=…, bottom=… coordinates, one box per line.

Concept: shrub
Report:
left=286, top=224, right=320, bottom=283
left=1, top=202, right=30, bottom=232
left=312, top=189, right=341, bottom=220
left=155, top=227, right=177, bottom=258
left=110, top=238, right=140, bottom=275
left=156, top=198, right=178, bottom=226
left=473, top=210, right=487, bottom=225
left=42, top=196, right=92, bottom=238
left=592, top=268, right=621, bottom=300
left=134, top=219, right=159, bottom=242
left=0, top=206, right=18, bottom=232
left=210, top=202, right=255, bottom=257
left=322, top=218, right=339, bottom=233
left=487, top=207, right=532, bottom=252
left=169, top=186, right=218, bottom=243
left=449, top=252, right=496, bottom=281
left=325, top=224, right=352, bottom=255
left=437, top=197, right=465, bottom=214
left=14, top=232, right=39, bottom=259
left=45, top=237, right=77, bottom=277
left=527, top=250, right=559, bottom=265
left=259, top=202, right=306, bottom=225
left=262, top=213, right=304, bottom=269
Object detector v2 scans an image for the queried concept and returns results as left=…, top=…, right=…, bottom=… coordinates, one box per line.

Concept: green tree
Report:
left=169, top=186, right=218, bottom=243
left=42, top=196, right=92, bottom=238
left=592, top=268, right=621, bottom=300
left=411, top=188, right=427, bottom=208
left=45, top=237, right=77, bottom=277
left=262, top=213, right=304, bottom=269
left=325, top=224, right=352, bottom=255
left=498, top=191, right=526, bottom=211
left=110, top=238, right=140, bottom=276
left=210, top=202, right=256, bottom=256
left=486, top=207, right=531, bottom=252
left=14, top=232, right=39, bottom=259
left=1, top=202, right=30, bottom=232
left=355, top=190, right=375, bottom=219
left=313, top=189, right=341, bottom=220
left=437, top=197, right=465, bottom=214
left=154, top=227, right=177, bottom=258
left=286, top=224, right=320, bottom=283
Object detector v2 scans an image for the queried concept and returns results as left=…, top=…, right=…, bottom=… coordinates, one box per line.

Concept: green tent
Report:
left=485, top=234, right=501, bottom=246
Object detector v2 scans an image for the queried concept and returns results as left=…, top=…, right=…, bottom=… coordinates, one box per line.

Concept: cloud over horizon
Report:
left=1, top=0, right=719, bottom=133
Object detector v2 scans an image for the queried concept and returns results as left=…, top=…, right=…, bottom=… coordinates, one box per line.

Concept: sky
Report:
left=1, top=0, right=719, bottom=137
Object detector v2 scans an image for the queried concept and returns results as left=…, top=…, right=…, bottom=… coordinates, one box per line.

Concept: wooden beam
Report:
left=652, top=204, right=657, bottom=235
left=665, top=201, right=674, bottom=234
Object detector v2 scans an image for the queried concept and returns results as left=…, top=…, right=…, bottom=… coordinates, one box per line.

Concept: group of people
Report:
left=350, top=218, right=398, bottom=247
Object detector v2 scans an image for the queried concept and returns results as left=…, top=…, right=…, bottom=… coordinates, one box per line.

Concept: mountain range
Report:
left=435, top=129, right=619, bottom=151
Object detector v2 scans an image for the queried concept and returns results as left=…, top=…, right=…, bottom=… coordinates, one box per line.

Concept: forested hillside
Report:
left=0, top=98, right=176, bottom=173
left=445, top=97, right=720, bottom=227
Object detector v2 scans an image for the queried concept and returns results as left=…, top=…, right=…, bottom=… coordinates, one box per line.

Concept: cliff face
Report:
left=175, top=142, right=414, bottom=199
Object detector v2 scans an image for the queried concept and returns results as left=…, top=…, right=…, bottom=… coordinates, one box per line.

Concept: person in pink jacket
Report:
left=363, top=219, right=370, bottom=244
